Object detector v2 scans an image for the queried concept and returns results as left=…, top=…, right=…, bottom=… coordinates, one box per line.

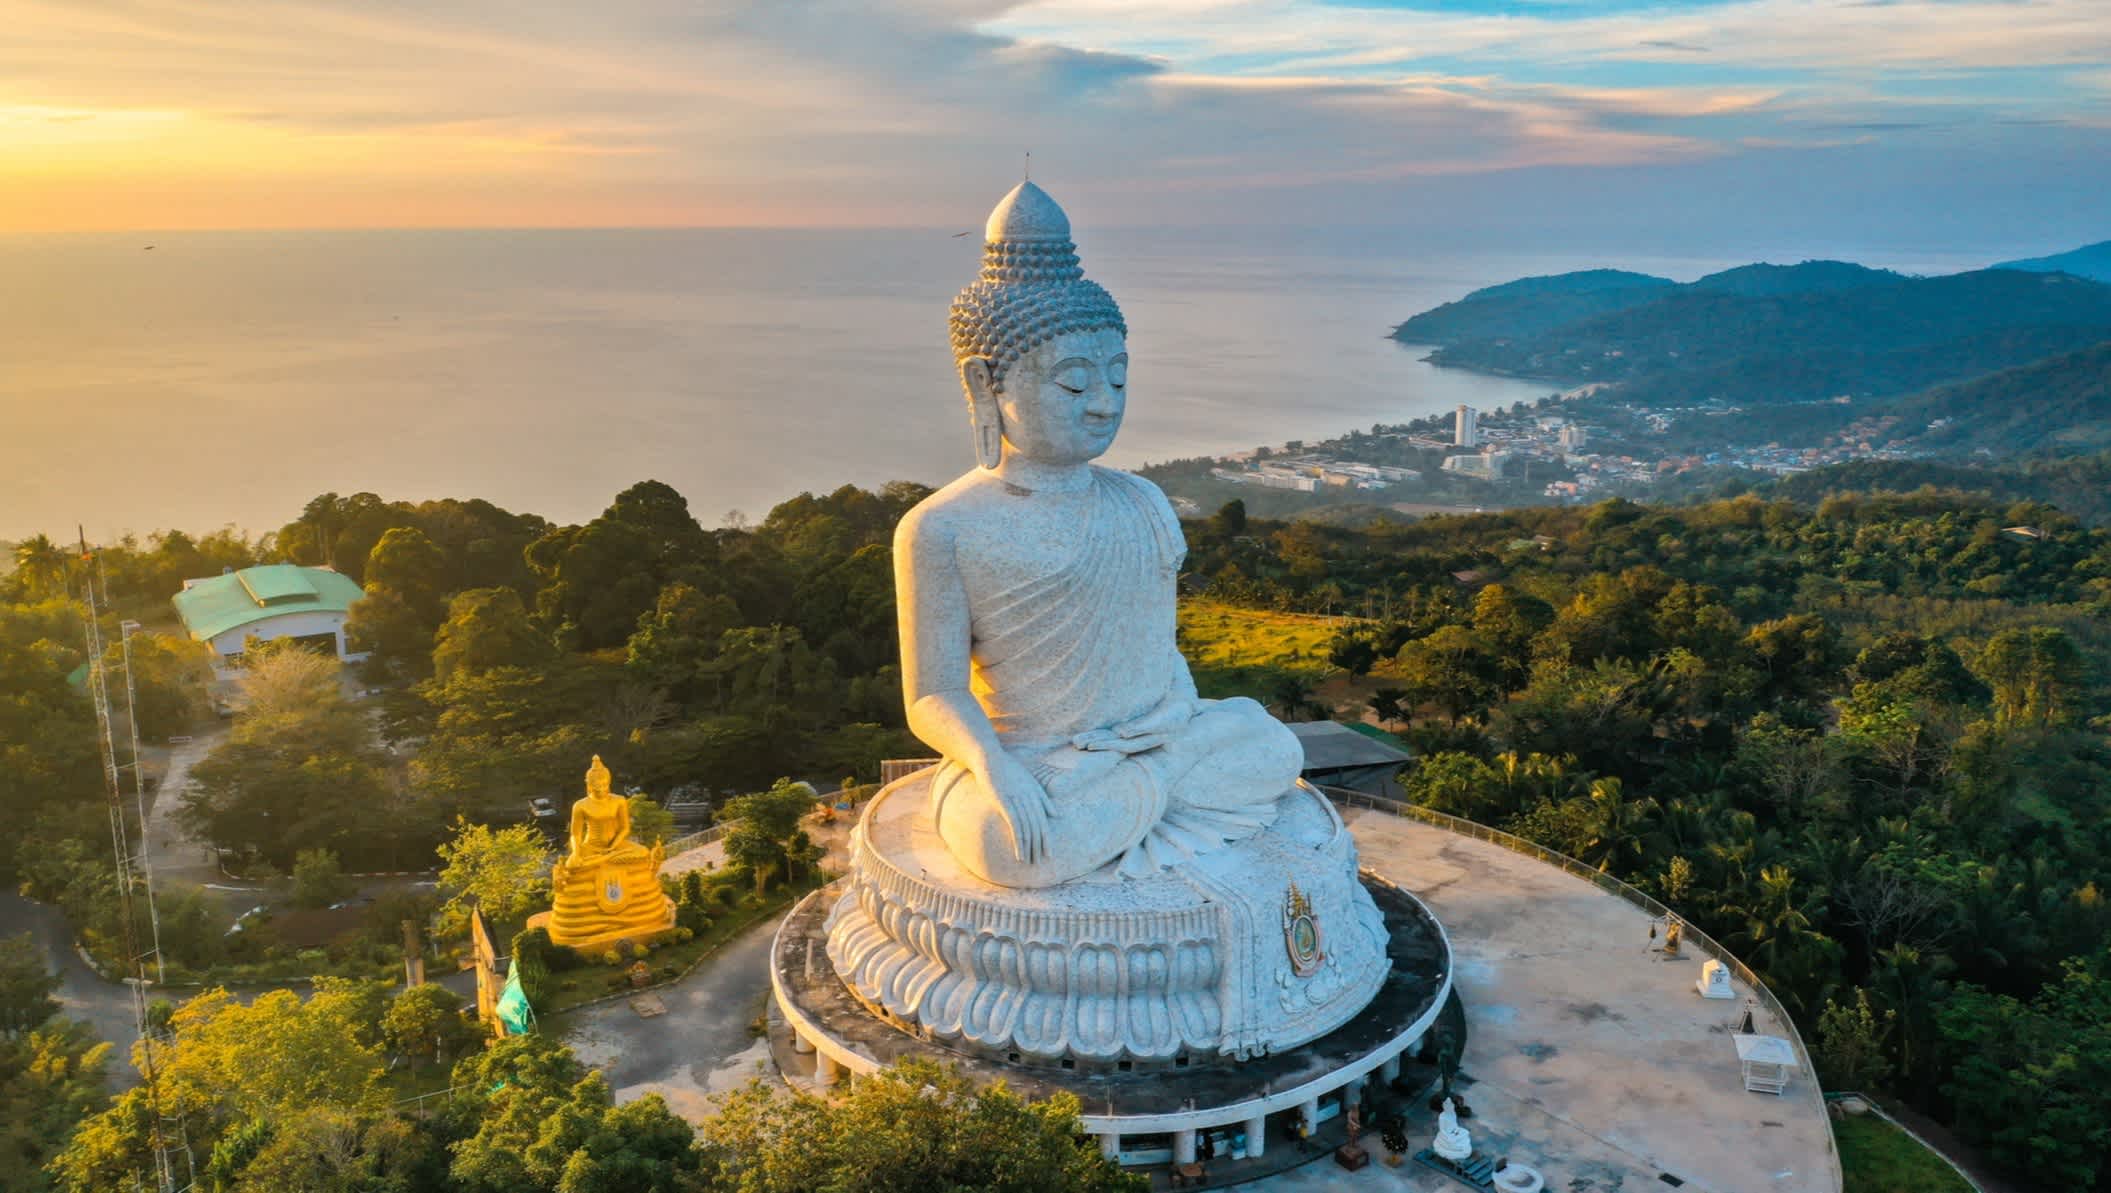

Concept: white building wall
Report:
left=205, top=609, right=359, bottom=662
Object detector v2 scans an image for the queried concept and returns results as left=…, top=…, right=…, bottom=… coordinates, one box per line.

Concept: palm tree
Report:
left=10, top=534, right=70, bottom=598
left=1725, top=865, right=1842, bottom=1016
left=1269, top=672, right=1326, bottom=723
left=1577, top=777, right=1659, bottom=872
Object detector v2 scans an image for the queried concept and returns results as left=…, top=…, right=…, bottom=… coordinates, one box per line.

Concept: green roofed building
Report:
left=171, top=564, right=367, bottom=663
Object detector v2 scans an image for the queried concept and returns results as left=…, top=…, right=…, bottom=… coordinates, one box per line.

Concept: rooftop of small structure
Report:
left=171, top=564, right=364, bottom=641
left=1287, top=720, right=1412, bottom=771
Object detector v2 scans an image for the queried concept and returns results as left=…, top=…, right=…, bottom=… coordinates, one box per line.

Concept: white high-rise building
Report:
left=1454, top=404, right=1480, bottom=447
left=1559, top=424, right=1589, bottom=451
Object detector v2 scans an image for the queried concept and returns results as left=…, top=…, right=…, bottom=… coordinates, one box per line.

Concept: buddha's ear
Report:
left=960, top=357, right=1003, bottom=471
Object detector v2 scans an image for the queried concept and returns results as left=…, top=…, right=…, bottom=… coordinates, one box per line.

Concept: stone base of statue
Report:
left=532, top=856, right=675, bottom=953
left=772, top=844, right=1450, bottom=1175
left=823, top=769, right=1389, bottom=1063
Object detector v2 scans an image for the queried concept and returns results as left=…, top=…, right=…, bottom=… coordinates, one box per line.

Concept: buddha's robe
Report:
left=932, top=468, right=1302, bottom=887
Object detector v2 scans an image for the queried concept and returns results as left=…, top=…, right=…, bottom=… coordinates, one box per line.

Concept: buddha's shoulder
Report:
left=894, top=470, right=1008, bottom=547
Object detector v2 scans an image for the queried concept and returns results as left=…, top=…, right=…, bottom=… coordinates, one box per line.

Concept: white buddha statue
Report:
left=1433, top=1097, right=1474, bottom=1163
left=896, top=180, right=1304, bottom=888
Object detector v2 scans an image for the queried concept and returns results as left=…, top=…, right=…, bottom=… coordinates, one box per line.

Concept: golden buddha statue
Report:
left=537, top=755, right=674, bottom=950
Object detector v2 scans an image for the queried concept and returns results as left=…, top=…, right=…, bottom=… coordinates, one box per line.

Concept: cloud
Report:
left=0, top=0, right=2105, bottom=231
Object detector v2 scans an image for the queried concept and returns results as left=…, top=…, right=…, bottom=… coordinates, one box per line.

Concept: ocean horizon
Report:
left=0, top=226, right=2011, bottom=542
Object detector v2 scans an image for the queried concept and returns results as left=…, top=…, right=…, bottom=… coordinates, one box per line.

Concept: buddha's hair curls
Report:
left=949, top=239, right=1125, bottom=392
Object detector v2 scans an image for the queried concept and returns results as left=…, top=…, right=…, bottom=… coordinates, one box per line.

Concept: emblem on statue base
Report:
left=1285, top=882, right=1324, bottom=977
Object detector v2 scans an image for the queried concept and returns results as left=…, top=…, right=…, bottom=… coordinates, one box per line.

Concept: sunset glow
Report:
left=2, top=0, right=2103, bottom=232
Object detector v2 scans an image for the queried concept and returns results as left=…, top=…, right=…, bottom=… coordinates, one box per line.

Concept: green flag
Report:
left=496, top=959, right=534, bottom=1036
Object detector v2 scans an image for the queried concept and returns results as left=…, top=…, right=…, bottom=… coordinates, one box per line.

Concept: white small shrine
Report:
left=1734, top=1033, right=1798, bottom=1095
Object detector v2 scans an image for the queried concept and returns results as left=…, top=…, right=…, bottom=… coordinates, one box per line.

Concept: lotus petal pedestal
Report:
left=823, top=771, right=1389, bottom=1064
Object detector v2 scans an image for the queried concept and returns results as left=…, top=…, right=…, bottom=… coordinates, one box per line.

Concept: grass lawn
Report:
left=1835, top=1111, right=1974, bottom=1193
left=534, top=875, right=823, bottom=1016
left=1178, top=600, right=1354, bottom=680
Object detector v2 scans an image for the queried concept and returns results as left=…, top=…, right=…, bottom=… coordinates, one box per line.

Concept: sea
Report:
left=0, top=228, right=2008, bottom=542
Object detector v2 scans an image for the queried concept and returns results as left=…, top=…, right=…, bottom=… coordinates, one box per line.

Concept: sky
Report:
left=3, top=0, right=2106, bottom=249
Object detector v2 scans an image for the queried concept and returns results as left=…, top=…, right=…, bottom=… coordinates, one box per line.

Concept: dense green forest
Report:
left=1182, top=489, right=2111, bottom=1188
left=8, top=477, right=2111, bottom=1188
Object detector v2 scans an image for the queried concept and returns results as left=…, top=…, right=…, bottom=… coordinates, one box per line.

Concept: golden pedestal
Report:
left=534, top=854, right=675, bottom=951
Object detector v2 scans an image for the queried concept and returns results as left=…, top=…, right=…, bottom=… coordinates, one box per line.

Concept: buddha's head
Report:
left=949, top=182, right=1128, bottom=470
left=585, top=754, right=613, bottom=800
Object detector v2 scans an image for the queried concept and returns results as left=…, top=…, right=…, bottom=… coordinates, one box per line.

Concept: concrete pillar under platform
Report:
left=1300, top=1097, right=1321, bottom=1135
left=1173, top=1129, right=1196, bottom=1166
left=816, top=1050, right=842, bottom=1087
left=1380, top=1053, right=1401, bottom=1083
left=791, top=1031, right=815, bottom=1054
left=1244, top=1114, right=1267, bottom=1159
left=1097, top=1132, right=1121, bottom=1161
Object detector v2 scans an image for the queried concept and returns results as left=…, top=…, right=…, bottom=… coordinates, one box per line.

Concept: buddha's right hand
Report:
left=980, top=752, right=1056, bottom=864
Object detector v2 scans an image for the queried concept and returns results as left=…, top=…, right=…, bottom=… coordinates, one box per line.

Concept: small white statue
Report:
left=1433, top=1096, right=1473, bottom=1163
left=1698, top=958, right=1735, bottom=999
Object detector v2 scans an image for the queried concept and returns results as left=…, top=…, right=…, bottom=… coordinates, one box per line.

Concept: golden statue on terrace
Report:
left=536, top=755, right=674, bottom=950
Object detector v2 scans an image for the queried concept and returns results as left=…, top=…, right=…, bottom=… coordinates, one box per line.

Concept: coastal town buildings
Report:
left=1454, top=403, right=1480, bottom=447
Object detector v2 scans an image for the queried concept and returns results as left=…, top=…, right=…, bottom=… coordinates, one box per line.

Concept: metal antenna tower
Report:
left=77, top=530, right=179, bottom=1193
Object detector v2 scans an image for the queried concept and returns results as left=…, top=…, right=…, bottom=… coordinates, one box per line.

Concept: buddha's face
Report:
left=997, top=328, right=1128, bottom=465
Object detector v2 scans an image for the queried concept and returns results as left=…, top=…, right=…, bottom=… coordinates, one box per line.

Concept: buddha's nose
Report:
left=1084, top=382, right=1120, bottom=417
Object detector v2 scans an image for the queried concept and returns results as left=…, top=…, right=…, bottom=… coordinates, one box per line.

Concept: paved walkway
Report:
left=558, top=917, right=781, bottom=1119
left=1261, top=809, right=1838, bottom=1193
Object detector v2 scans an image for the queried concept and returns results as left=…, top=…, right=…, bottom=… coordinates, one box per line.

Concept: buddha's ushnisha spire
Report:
left=949, top=181, right=1126, bottom=391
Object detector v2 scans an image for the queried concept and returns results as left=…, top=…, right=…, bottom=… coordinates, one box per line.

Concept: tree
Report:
left=626, top=583, right=741, bottom=701
left=701, top=1058, right=1144, bottom=1193
left=114, top=631, right=215, bottom=738
left=0, top=1019, right=108, bottom=1192
left=1470, top=583, right=1553, bottom=684
left=433, top=587, right=552, bottom=684
left=1326, top=629, right=1380, bottom=677
left=1938, top=958, right=2111, bottom=1189
left=1977, top=625, right=2085, bottom=729
left=1262, top=669, right=1328, bottom=723
left=1402, top=753, right=1504, bottom=820
left=1395, top=626, right=1500, bottom=726
left=382, top=984, right=475, bottom=1070
left=289, top=848, right=351, bottom=909
left=54, top=986, right=387, bottom=1191
left=1368, top=687, right=1409, bottom=730
left=1209, top=499, right=1247, bottom=537
left=445, top=1034, right=708, bottom=1193
left=9, top=535, right=70, bottom=600
left=436, top=818, right=550, bottom=928
left=182, top=655, right=397, bottom=870
left=625, top=794, right=675, bottom=850
left=0, top=935, right=59, bottom=1039
left=1814, top=987, right=1895, bottom=1090
left=234, top=644, right=341, bottom=720
left=719, top=780, right=817, bottom=896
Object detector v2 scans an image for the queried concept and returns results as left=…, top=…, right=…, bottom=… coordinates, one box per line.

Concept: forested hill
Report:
left=1397, top=262, right=2111, bottom=409
left=1996, top=238, right=2111, bottom=283
left=1889, top=341, right=2111, bottom=457
left=1391, top=268, right=1674, bottom=344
